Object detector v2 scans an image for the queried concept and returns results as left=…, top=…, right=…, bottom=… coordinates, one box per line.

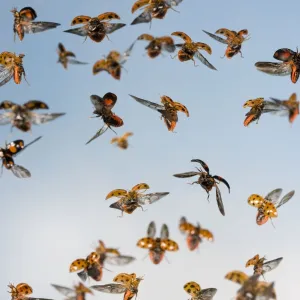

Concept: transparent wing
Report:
left=86, top=125, right=109, bottom=145
left=105, top=255, right=135, bottom=266
left=199, top=288, right=218, bottom=300
left=202, top=30, right=228, bottom=44
left=173, top=171, right=200, bottom=178
left=0, top=112, right=13, bottom=125
left=166, top=0, right=184, bottom=6
left=90, top=95, right=104, bottom=112
left=64, top=26, right=88, bottom=37
left=160, top=224, right=169, bottom=239
left=0, top=66, right=14, bottom=87
left=195, top=52, right=217, bottom=70
left=262, top=257, right=283, bottom=273
left=119, top=42, right=135, bottom=65
left=147, top=221, right=156, bottom=237
left=216, top=185, right=225, bottom=216
left=255, top=62, right=291, bottom=76
left=51, top=284, right=74, bottom=297
left=138, top=192, right=169, bottom=205
left=30, top=113, right=65, bottom=124
left=264, top=188, right=283, bottom=204
left=277, top=190, right=295, bottom=209
left=11, top=164, right=31, bottom=178
left=68, top=58, right=88, bottom=65
left=131, top=11, right=152, bottom=25
left=23, top=21, right=60, bottom=34
left=14, top=136, right=42, bottom=157
left=104, top=23, right=126, bottom=34
left=91, top=284, right=126, bottom=294
left=129, top=95, right=164, bottom=111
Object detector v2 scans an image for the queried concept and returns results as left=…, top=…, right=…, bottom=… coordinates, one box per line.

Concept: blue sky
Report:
left=1, top=0, right=299, bottom=299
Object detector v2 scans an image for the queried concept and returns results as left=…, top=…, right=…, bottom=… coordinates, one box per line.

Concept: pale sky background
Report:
left=1, top=0, right=300, bottom=299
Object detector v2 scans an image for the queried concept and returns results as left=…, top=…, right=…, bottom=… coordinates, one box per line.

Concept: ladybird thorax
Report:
left=182, top=43, right=197, bottom=55
left=198, top=173, right=215, bottom=191
left=118, top=139, right=128, bottom=149
left=88, top=18, right=105, bottom=33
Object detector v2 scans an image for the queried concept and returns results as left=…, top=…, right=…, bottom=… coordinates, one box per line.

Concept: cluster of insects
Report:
left=3, top=1, right=297, bottom=300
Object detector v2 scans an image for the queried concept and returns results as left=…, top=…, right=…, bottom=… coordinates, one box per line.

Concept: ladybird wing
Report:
left=273, top=48, right=295, bottom=62
left=105, top=255, right=136, bottom=266
left=0, top=100, right=17, bottom=109
left=160, top=239, right=178, bottom=251
left=215, top=185, right=225, bottom=216
left=195, top=51, right=217, bottom=70
left=248, top=194, right=264, bottom=208
left=245, top=254, right=260, bottom=267
left=68, top=58, right=88, bottom=65
left=64, top=26, right=88, bottom=37
left=202, top=30, right=228, bottom=44
left=105, top=189, right=128, bottom=200
left=51, top=284, right=74, bottom=297
left=11, top=164, right=31, bottom=178
left=129, top=94, right=164, bottom=112
left=91, top=283, right=127, bottom=294
left=119, top=42, right=135, bottom=65
left=255, top=62, right=291, bottom=76
left=215, top=28, right=236, bottom=39
left=85, top=125, right=109, bottom=145
left=137, top=34, right=154, bottom=41
left=19, top=7, right=37, bottom=21
left=98, top=12, right=121, bottom=21
left=132, top=183, right=149, bottom=192
left=23, top=21, right=60, bottom=34
left=90, top=95, right=104, bottom=112
left=263, top=202, right=278, bottom=218
left=179, top=217, right=194, bottom=233
left=137, top=192, right=169, bottom=205
left=183, top=281, right=201, bottom=297
left=213, top=175, right=230, bottom=193
left=58, top=43, right=66, bottom=53
left=171, top=31, right=192, bottom=43
left=147, top=221, right=156, bottom=237
left=0, top=113, right=13, bottom=125
left=104, top=23, right=126, bottom=34
left=131, top=0, right=150, bottom=13
left=199, top=229, right=214, bottom=241
left=262, top=257, right=283, bottom=273
left=137, top=237, right=155, bottom=249
left=23, top=100, right=49, bottom=110
left=131, top=11, right=152, bottom=25
left=173, top=102, right=189, bottom=117
left=69, top=259, right=87, bottom=272
left=199, top=288, right=218, bottom=300
left=113, top=273, right=135, bottom=288
left=225, top=271, right=249, bottom=285
left=276, top=190, right=295, bottom=209
left=102, top=92, right=118, bottom=110
left=160, top=224, right=169, bottom=239
left=264, top=188, right=283, bottom=205
left=173, top=171, right=199, bottom=178
left=0, top=65, right=14, bottom=87
left=30, top=113, right=65, bottom=125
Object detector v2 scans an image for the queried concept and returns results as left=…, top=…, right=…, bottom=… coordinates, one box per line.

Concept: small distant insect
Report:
left=11, top=7, right=60, bottom=41
left=134, top=34, right=176, bottom=58
left=137, top=221, right=178, bottom=264
left=171, top=31, right=216, bottom=70
left=111, top=132, right=133, bottom=150
left=183, top=281, right=217, bottom=300
left=0, top=100, right=65, bottom=132
left=69, top=252, right=103, bottom=282
left=86, top=93, right=124, bottom=145
left=243, top=98, right=284, bottom=127
left=225, top=271, right=276, bottom=300
left=202, top=28, right=249, bottom=59
left=255, top=48, right=300, bottom=83
left=0, top=136, right=42, bottom=178
left=248, top=188, right=295, bottom=226
left=64, top=12, right=126, bottom=43
left=245, top=254, right=283, bottom=277
left=93, top=43, right=134, bottom=80
left=105, top=182, right=169, bottom=216
left=51, top=282, right=93, bottom=300
left=57, top=43, right=88, bottom=69
left=0, top=52, right=27, bottom=87
left=91, top=273, right=143, bottom=300
left=131, top=0, right=183, bottom=25
left=8, top=283, right=53, bottom=300
left=179, top=217, right=213, bottom=251
left=96, top=240, right=136, bottom=266
left=268, top=93, right=299, bottom=123
left=129, top=94, right=189, bottom=132
left=173, top=159, right=230, bottom=216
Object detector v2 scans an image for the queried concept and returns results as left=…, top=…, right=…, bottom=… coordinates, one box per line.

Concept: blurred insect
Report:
left=248, top=188, right=295, bottom=226
left=173, top=159, right=230, bottom=216
left=171, top=31, right=216, bottom=70
left=0, top=136, right=41, bottom=178
left=69, top=252, right=103, bottom=282
left=183, top=281, right=217, bottom=300
left=0, top=52, right=27, bottom=87
left=255, top=48, right=300, bottom=83
left=96, top=240, right=136, bottom=266
left=111, top=132, right=133, bottom=150
left=90, top=273, right=143, bottom=300
left=0, top=100, right=65, bottom=132
left=179, top=217, right=213, bottom=251
left=105, top=183, right=169, bottom=216
left=8, top=282, right=53, bottom=300
left=129, top=94, right=189, bottom=132
left=86, top=93, right=123, bottom=145
left=268, top=93, right=299, bottom=123
left=57, top=43, right=88, bottom=69
left=225, top=271, right=276, bottom=300
left=51, top=282, right=93, bottom=300
left=131, top=0, right=183, bottom=25
left=11, top=7, right=60, bottom=41
left=202, top=28, right=249, bottom=59
left=93, top=43, right=134, bottom=80
left=243, top=98, right=284, bottom=127
left=245, top=254, right=283, bottom=278
left=137, top=221, right=178, bottom=264
left=64, top=12, right=126, bottom=43
left=134, top=34, right=175, bottom=58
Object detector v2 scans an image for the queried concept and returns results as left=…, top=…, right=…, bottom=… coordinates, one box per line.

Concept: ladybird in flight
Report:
left=57, top=43, right=88, bottom=69
left=105, top=183, right=169, bottom=217
left=111, top=132, right=133, bottom=150
left=51, top=282, right=93, bottom=300
left=173, top=159, right=230, bottom=216
left=137, top=221, right=179, bottom=264
left=86, top=93, right=124, bottom=145
left=255, top=48, right=300, bottom=83
left=171, top=31, right=217, bottom=70
left=0, top=136, right=42, bottom=178
left=64, top=12, right=126, bottom=43
left=8, top=282, right=53, bottom=300
left=248, top=188, right=295, bottom=226
left=131, top=0, right=184, bottom=26
left=129, top=94, right=189, bottom=132
left=202, top=28, right=249, bottom=59
left=179, top=217, right=213, bottom=251
left=183, top=281, right=217, bottom=300
left=90, top=272, right=143, bottom=300
left=0, top=52, right=27, bottom=87
left=11, top=7, right=60, bottom=41
left=0, top=100, right=65, bottom=132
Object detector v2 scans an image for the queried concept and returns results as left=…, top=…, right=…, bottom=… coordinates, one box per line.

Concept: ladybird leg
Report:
left=0, top=164, right=3, bottom=177
left=206, top=192, right=210, bottom=202
left=239, top=50, right=244, bottom=58
left=192, top=58, right=199, bottom=67
left=117, top=211, right=124, bottom=218
left=188, top=181, right=198, bottom=185
left=138, top=204, right=147, bottom=212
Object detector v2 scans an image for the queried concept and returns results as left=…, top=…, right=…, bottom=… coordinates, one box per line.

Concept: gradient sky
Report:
left=1, top=0, right=300, bottom=299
